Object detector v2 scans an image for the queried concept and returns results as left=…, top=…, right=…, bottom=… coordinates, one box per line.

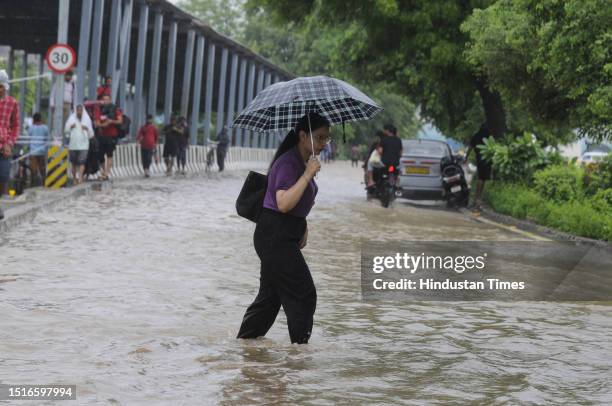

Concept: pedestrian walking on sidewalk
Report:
left=465, top=123, right=492, bottom=211
left=216, top=126, right=230, bottom=172
left=350, top=144, right=360, bottom=167
left=50, top=69, right=75, bottom=128
left=97, top=76, right=112, bottom=100
left=94, top=94, right=123, bottom=180
left=137, top=114, right=159, bottom=178
left=28, top=112, right=49, bottom=186
left=0, top=70, right=20, bottom=220
left=237, top=113, right=330, bottom=344
left=65, top=105, right=94, bottom=185
left=176, top=116, right=189, bottom=175
left=162, top=116, right=180, bottom=176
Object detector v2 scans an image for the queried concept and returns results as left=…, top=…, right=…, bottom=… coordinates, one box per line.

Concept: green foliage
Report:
left=177, top=0, right=246, bottom=38
left=0, top=58, right=51, bottom=119
left=533, top=164, right=585, bottom=203
left=248, top=0, right=500, bottom=142
left=462, top=0, right=612, bottom=142
left=179, top=1, right=419, bottom=149
left=590, top=188, right=612, bottom=213
left=484, top=181, right=612, bottom=241
left=478, top=133, right=551, bottom=182
left=584, top=154, right=612, bottom=195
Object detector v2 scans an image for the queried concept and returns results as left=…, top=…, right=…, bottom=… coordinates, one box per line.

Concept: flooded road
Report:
left=1, top=162, right=611, bottom=405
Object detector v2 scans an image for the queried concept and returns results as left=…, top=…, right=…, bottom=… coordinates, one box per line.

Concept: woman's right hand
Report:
left=304, top=156, right=321, bottom=180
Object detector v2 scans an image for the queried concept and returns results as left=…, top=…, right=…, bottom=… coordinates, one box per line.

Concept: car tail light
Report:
left=420, top=160, right=437, bottom=165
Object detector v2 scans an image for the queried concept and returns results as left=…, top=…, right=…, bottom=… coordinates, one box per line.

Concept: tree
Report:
left=462, top=0, right=611, bottom=142
left=177, top=0, right=246, bottom=38
left=250, top=0, right=509, bottom=142
left=178, top=0, right=420, bottom=149
left=241, top=7, right=419, bottom=146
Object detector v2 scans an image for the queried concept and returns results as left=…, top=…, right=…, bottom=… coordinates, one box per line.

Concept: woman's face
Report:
left=299, top=126, right=330, bottom=156
left=76, top=105, right=83, bottom=117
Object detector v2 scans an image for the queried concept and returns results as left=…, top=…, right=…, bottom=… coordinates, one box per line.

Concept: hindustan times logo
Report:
left=372, top=253, right=488, bottom=274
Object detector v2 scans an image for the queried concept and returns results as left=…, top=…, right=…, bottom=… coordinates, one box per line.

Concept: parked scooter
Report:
left=440, top=156, right=469, bottom=208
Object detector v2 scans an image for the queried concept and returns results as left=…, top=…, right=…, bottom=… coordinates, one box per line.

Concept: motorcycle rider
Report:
left=367, top=124, right=402, bottom=188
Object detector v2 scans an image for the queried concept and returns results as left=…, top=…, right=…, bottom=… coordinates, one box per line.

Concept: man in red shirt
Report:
left=0, top=70, right=20, bottom=220
left=96, top=76, right=112, bottom=100
left=136, top=114, right=159, bottom=178
left=94, top=94, right=123, bottom=180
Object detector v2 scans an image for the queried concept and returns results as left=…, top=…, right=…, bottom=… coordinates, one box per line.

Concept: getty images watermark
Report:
left=361, top=241, right=612, bottom=301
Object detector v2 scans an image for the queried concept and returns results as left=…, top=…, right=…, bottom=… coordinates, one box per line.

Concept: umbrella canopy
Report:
left=232, top=76, right=383, bottom=132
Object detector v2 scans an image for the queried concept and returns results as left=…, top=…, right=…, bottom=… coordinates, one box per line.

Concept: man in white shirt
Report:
left=50, top=70, right=75, bottom=129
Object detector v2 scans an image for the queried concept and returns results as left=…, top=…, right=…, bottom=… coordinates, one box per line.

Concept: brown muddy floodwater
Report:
left=1, top=162, right=611, bottom=405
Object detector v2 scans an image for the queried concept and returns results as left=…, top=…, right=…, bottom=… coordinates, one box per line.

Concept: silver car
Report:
left=398, top=139, right=453, bottom=200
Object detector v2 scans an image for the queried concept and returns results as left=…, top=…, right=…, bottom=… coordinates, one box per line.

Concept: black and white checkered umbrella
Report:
left=232, top=76, right=383, bottom=132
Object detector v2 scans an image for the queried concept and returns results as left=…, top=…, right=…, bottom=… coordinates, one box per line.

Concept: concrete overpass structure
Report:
left=0, top=0, right=293, bottom=148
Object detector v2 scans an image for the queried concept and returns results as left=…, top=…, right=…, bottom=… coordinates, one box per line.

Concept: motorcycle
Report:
left=440, top=155, right=469, bottom=208
left=369, top=164, right=399, bottom=208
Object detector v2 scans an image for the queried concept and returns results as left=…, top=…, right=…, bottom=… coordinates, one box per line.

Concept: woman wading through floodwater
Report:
left=237, top=113, right=331, bottom=344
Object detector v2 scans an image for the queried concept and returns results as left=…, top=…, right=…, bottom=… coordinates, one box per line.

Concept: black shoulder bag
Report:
left=235, top=171, right=267, bottom=222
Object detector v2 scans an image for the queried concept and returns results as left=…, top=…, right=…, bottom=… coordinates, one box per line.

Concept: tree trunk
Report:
left=474, top=76, right=507, bottom=138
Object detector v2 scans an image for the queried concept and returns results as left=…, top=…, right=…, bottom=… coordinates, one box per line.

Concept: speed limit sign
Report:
left=45, top=44, right=77, bottom=74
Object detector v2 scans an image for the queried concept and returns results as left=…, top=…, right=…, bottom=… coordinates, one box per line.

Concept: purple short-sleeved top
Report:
left=263, top=146, right=318, bottom=218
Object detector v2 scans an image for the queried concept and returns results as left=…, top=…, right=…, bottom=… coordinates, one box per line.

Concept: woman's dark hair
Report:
left=33, top=112, right=42, bottom=123
left=269, top=112, right=330, bottom=170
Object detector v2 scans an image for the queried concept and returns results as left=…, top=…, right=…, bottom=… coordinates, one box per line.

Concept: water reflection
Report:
left=0, top=163, right=610, bottom=405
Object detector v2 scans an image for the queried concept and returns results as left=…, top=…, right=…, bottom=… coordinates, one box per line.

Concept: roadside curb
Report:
left=0, top=181, right=107, bottom=234
left=0, top=163, right=268, bottom=234
left=460, top=206, right=610, bottom=248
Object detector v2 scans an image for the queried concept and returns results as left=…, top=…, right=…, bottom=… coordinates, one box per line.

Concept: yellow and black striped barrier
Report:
left=45, top=146, right=68, bottom=189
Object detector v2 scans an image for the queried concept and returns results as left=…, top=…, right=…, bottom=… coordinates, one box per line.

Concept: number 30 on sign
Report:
left=45, top=44, right=77, bottom=74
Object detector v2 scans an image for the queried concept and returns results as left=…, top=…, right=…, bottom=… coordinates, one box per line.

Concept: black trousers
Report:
left=217, top=148, right=226, bottom=172
left=141, top=148, right=153, bottom=170
left=237, top=208, right=316, bottom=344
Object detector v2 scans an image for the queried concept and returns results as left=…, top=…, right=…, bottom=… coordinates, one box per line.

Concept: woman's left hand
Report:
left=299, top=226, right=308, bottom=249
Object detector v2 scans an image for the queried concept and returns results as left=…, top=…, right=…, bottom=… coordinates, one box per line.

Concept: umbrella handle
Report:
left=307, top=113, right=315, bottom=158
left=307, top=113, right=319, bottom=179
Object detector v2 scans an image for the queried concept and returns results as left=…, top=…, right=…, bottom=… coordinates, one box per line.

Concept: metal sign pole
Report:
left=52, top=0, right=70, bottom=143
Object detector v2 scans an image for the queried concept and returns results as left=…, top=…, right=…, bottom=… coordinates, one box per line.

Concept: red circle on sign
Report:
left=45, top=44, right=77, bottom=74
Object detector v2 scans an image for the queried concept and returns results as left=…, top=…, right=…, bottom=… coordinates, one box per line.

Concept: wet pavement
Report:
left=1, top=162, right=611, bottom=405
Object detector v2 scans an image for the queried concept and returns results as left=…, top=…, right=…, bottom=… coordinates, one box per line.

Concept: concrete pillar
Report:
left=236, top=58, right=247, bottom=146
left=88, top=0, right=105, bottom=101
left=7, top=49, right=14, bottom=97
left=118, top=0, right=134, bottom=110
left=272, top=73, right=280, bottom=148
left=264, top=72, right=272, bottom=148
left=76, top=0, right=93, bottom=105
left=215, top=47, right=228, bottom=140
left=203, top=42, right=215, bottom=144
left=132, top=0, right=149, bottom=137
left=190, top=35, right=205, bottom=145
left=19, top=52, right=27, bottom=119
left=255, top=67, right=265, bottom=147
left=106, top=0, right=121, bottom=77
left=225, top=52, right=238, bottom=146
left=147, top=8, right=164, bottom=116
left=163, top=19, right=177, bottom=122
left=35, top=55, right=43, bottom=114
left=180, top=29, right=196, bottom=118
left=245, top=62, right=256, bottom=147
